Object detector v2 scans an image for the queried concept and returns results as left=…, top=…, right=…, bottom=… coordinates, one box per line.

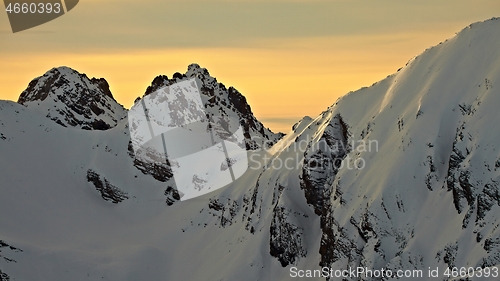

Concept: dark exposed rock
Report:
left=300, top=114, right=350, bottom=216
left=445, top=120, right=500, bottom=229
left=90, top=77, right=113, bottom=99
left=458, top=171, right=475, bottom=206
left=208, top=197, right=240, bottom=227
left=144, top=75, right=169, bottom=96
left=18, top=67, right=126, bottom=130
left=447, top=129, right=469, bottom=214
left=0, top=269, right=9, bottom=281
left=128, top=64, right=283, bottom=203
left=481, top=234, right=500, bottom=267
left=268, top=177, right=308, bottom=267
left=244, top=174, right=263, bottom=233
left=425, top=155, right=437, bottom=191
left=0, top=241, right=21, bottom=253
left=138, top=64, right=282, bottom=150
left=165, top=186, right=180, bottom=206
left=436, top=243, right=458, bottom=268
left=86, top=169, right=128, bottom=203
left=0, top=240, right=22, bottom=280
left=133, top=159, right=172, bottom=183
left=18, top=72, right=59, bottom=103
left=127, top=140, right=173, bottom=182
left=319, top=216, right=361, bottom=269
left=477, top=181, right=500, bottom=222
left=299, top=113, right=353, bottom=269
left=269, top=206, right=306, bottom=267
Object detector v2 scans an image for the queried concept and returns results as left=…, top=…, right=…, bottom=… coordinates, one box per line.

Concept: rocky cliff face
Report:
left=129, top=64, right=284, bottom=202
left=139, top=64, right=283, bottom=150
left=18, top=67, right=127, bottom=130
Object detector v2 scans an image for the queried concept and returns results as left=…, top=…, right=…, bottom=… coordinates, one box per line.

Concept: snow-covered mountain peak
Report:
left=463, top=16, right=499, bottom=32
left=18, top=66, right=126, bottom=130
left=186, top=63, right=210, bottom=77
left=141, top=63, right=283, bottom=148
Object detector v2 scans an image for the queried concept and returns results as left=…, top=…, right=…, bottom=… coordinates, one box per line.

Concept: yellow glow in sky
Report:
left=1, top=0, right=499, bottom=132
left=0, top=31, right=460, bottom=132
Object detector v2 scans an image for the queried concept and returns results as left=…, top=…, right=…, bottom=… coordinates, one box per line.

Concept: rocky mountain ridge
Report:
left=18, top=66, right=127, bottom=130
left=139, top=63, right=283, bottom=149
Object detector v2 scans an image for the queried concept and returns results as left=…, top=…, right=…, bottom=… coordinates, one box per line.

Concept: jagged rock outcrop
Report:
left=87, top=169, right=129, bottom=203
left=0, top=240, right=22, bottom=281
left=133, top=64, right=284, bottom=205
left=18, top=67, right=126, bottom=130
left=0, top=270, right=9, bottom=281
left=269, top=205, right=307, bottom=267
left=127, top=139, right=173, bottom=183
left=301, top=113, right=350, bottom=216
left=138, top=64, right=283, bottom=150
left=208, top=197, right=241, bottom=227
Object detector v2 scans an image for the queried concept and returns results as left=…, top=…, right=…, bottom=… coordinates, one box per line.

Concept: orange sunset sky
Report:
left=1, top=0, right=499, bottom=132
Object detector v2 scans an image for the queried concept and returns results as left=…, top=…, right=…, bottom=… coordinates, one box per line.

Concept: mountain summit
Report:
left=140, top=63, right=283, bottom=148
left=18, top=66, right=127, bottom=130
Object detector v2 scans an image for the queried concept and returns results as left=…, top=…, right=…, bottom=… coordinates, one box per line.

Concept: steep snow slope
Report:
left=1, top=17, right=500, bottom=281
left=309, top=17, right=500, bottom=276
